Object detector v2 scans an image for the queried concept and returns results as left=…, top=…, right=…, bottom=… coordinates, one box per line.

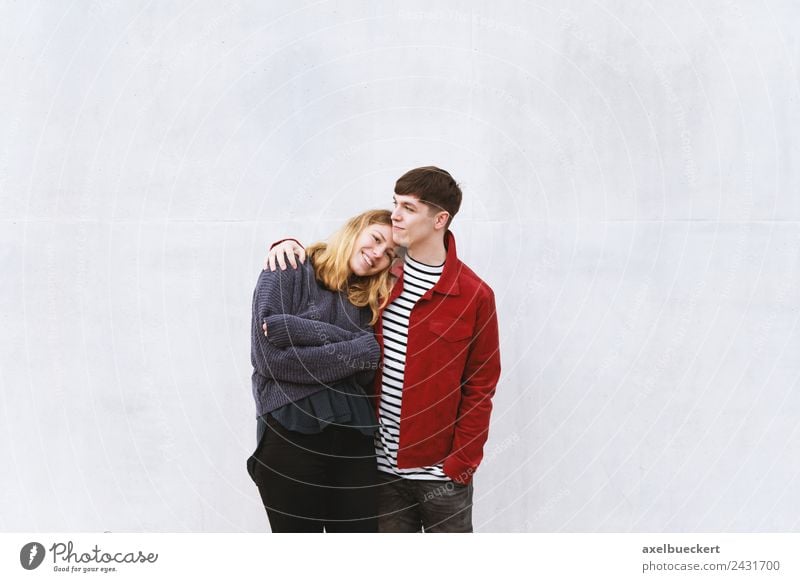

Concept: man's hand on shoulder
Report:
left=264, top=239, right=306, bottom=271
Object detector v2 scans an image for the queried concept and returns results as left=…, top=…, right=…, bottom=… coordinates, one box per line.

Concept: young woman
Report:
left=247, top=209, right=397, bottom=532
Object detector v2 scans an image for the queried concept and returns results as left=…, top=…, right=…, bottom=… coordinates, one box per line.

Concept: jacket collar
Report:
left=389, top=231, right=461, bottom=299
left=431, top=230, right=461, bottom=296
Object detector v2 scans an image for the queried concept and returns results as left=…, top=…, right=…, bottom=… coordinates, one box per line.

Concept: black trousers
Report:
left=248, top=416, right=378, bottom=532
left=376, top=472, right=474, bottom=532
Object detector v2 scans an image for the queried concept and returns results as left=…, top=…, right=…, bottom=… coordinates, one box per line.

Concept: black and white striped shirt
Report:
left=376, top=253, right=448, bottom=480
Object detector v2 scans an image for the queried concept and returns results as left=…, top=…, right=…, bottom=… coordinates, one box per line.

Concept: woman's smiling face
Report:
left=349, top=223, right=397, bottom=277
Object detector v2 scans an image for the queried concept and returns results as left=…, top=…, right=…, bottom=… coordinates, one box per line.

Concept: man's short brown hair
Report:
left=394, top=166, right=462, bottom=227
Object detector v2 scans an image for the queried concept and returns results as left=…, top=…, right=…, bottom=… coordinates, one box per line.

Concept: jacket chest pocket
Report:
left=428, top=319, right=472, bottom=343
left=423, top=318, right=472, bottom=388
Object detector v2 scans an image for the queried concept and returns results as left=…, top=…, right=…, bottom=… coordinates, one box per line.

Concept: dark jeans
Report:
left=376, top=472, right=473, bottom=532
left=247, top=416, right=378, bottom=532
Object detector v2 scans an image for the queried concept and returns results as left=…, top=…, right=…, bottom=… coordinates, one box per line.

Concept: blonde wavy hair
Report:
left=306, top=209, right=394, bottom=325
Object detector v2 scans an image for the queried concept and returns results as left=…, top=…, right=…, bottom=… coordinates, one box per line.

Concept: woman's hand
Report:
left=262, top=322, right=268, bottom=337
left=264, top=240, right=305, bottom=271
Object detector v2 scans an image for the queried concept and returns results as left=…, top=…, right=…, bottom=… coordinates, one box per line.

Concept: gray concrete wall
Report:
left=1, top=0, right=798, bottom=532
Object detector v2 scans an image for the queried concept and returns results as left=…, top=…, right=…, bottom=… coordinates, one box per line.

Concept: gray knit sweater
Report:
left=250, top=261, right=381, bottom=417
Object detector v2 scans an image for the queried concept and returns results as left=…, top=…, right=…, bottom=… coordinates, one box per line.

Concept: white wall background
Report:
left=1, top=0, right=799, bottom=533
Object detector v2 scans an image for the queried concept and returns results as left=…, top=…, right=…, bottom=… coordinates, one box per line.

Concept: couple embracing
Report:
left=248, top=166, right=501, bottom=532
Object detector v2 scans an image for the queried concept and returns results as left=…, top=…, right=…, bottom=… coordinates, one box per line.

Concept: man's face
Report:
left=390, top=194, right=443, bottom=249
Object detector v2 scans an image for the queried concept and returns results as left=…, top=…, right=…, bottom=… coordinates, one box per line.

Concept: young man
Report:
left=266, top=166, right=501, bottom=532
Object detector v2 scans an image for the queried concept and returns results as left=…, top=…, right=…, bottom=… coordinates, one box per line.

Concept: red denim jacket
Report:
left=374, top=232, right=501, bottom=484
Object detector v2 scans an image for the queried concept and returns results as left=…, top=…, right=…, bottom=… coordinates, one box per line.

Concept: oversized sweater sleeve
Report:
left=264, top=313, right=365, bottom=348
left=251, top=268, right=381, bottom=384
